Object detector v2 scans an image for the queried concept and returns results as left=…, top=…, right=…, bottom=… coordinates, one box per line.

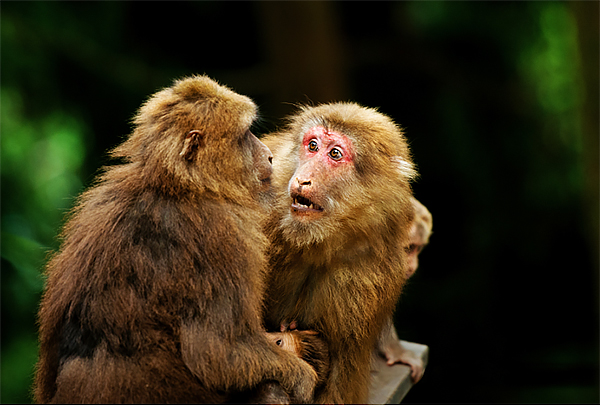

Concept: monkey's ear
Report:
left=391, top=156, right=417, bottom=180
left=180, top=130, right=205, bottom=161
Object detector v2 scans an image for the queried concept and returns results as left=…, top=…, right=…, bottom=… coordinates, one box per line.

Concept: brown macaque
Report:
left=406, top=197, right=433, bottom=279
left=262, top=103, right=417, bottom=404
left=376, top=196, right=433, bottom=383
left=33, top=75, right=317, bottom=404
left=266, top=323, right=330, bottom=388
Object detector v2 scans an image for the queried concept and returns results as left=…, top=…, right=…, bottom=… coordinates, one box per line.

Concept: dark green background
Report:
left=2, top=1, right=598, bottom=404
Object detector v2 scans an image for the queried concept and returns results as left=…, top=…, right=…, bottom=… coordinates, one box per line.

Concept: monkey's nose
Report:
left=298, top=178, right=311, bottom=186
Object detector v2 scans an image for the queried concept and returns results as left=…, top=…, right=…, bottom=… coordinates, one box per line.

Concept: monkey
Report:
left=267, top=201, right=431, bottom=389
left=33, top=75, right=317, bottom=404
left=376, top=196, right=433, bottom=384
left=264, top=200, right=432, bottom=388
left=266, top=323, right=330, bottom=388
left=405, top=197, right=433, bottom=279
left=261, top=102, right=417, bottom=404
left=246, top=324, right=331, bottom=405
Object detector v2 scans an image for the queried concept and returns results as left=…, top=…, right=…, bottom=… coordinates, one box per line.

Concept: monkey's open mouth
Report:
left=291, top=194, right=324, bottom=213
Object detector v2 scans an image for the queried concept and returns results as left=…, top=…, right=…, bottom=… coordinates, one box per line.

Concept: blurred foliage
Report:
left=1, top=90, right=89, bottom=403
left=1, top=1, right=598, bottom=404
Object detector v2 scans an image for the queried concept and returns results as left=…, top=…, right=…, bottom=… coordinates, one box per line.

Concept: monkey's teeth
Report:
left=294, top=197, right=307, bottom=208
left=291, top=195, right=323, bottom=212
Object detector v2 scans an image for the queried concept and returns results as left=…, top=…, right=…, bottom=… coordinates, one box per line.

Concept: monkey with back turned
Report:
left=33, top=75, right=317, bottom=404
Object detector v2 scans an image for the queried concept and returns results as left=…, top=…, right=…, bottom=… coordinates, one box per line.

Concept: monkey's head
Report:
left=111, top=75, right=272, bottom=202
left=405, top=197, right=433, bottom=278
left=268, top=329, right=330, bottom=385
left=270, top=331, right=304, bottom=358
left=273, top=102, right=416, bottom=247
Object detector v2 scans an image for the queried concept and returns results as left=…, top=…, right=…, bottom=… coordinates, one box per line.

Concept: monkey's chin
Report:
left=280, top=212, right=330, bottom=246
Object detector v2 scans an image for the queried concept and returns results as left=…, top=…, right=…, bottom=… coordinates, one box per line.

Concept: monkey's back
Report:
left=34, top=165, right=264, bottom=404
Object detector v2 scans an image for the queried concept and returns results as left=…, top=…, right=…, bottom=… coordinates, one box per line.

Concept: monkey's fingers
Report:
left=396, top=353, right=424, bottom=383
left=285, top=361, right=318, bottom=403
left=279, top=321, right=299, bottom=331
left=408, top=361, right=425, bottom=383
left=381, top=342, right=425, bottom=382
left=380, top=340, right=406, bottom=365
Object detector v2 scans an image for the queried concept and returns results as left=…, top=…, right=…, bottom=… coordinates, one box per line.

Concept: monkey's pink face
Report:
left=288, top=126, right=355, bottom=219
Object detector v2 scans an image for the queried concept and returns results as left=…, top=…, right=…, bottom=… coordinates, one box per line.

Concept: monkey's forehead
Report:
left=294, top=103, right=405, bottom=142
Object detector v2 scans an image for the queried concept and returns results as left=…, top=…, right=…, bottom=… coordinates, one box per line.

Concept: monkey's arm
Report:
left=180, top=318, right=316, bottom=402
left=376, top=317, right=424, bottom=383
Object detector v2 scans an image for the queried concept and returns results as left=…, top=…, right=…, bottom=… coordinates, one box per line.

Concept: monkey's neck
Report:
left=292, top=230, right=381, bottom=268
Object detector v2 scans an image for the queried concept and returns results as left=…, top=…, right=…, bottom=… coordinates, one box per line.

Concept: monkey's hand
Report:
left=281, top=357, right=318, bottom=404
left=379, top=340, right=424, bottom=383
left=280, top=320, right=298, bottom=331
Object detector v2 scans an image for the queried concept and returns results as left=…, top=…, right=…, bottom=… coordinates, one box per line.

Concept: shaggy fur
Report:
left=262, top=103, right=416, bottom=404
left=376, top=196, right=433, bottom=383
left=268, top=329, right=330, bottom=388
left=33, top=75, right=316, bottom=404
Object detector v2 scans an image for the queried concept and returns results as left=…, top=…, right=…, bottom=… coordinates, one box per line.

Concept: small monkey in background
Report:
left=262, top=102, right=417, bottom=404
left=377, top=196, right=433, bottom=383
left=406, top=197, right=433, bottom=279
left=33, top=75, right=317, bottom=404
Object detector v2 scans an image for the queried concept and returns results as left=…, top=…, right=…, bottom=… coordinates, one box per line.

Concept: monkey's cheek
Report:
left=259, top=177, right=272, bottom=192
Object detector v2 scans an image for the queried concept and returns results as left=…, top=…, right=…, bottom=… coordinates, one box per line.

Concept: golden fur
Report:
left=263, top=102, right=416, bottom=403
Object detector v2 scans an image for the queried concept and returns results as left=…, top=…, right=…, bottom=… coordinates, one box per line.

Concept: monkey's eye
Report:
left=329, top=148, right=343, bottom=160
left=276, top=339, right=282, bottom=346
left=308, top=140, right=319, bottom=152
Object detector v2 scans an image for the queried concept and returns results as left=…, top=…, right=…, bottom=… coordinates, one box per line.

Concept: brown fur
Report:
left=405, top=196, right=433, bottom=278
left=376, top=197, right=432, bottom=383
left=262, top=103, right=416, bottom=404
left=33, top=75, right=316, bottom=404
left=267, top=329, right=330, bottom=387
